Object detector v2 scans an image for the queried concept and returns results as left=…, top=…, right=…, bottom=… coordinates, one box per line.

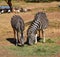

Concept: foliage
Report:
left=0, top=0, right=60, bottom=3
left=24, top=0, right=60, bottom=2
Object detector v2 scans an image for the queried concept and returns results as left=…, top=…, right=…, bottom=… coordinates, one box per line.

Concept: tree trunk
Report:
left=5, top=0, right=12, bottom=12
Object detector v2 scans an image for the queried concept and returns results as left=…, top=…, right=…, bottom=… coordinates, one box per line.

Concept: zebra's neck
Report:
left=29, top=21, right=39, bottom=33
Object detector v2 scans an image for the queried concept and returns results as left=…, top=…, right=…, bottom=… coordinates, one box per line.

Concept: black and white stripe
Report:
left=27, top=12, right=48, bottom=45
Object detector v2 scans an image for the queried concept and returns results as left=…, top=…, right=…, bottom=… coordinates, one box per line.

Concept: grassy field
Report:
left=0, top=40, right=60, bottom=56
left=0, top=1, right=60, bottom=57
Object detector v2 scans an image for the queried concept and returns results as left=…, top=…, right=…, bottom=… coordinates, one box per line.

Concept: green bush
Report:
left=25, top=0, right=39, bottom=2
left=25, top=0, right=60, bottom=2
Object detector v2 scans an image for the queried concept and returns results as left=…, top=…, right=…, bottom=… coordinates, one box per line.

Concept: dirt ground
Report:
left=0, top=1, right=60, bottom=57
left=0, top=12, right=60, bottom=57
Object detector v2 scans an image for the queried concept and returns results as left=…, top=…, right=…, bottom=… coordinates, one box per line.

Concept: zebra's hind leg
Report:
left=42, top=29, right=45, bottom=43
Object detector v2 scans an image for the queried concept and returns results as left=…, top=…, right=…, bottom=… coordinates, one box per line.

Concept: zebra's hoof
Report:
left=15, top=44, right=18, bottom=46
left=28, top=43, right=33, bottom=46
left=18, top=43, right=24, bottom=47
left=21, top=44, right=24, bottom=47
left=34, top=40, right=37, bottom=44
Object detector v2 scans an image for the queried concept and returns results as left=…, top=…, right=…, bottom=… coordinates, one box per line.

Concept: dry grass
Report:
left=0, top=1, right=60, bottom=57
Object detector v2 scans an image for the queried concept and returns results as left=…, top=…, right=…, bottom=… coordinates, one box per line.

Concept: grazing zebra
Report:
left=27, top=12, right=48, bottom=45
left=11, top=15, right=25, bottom=46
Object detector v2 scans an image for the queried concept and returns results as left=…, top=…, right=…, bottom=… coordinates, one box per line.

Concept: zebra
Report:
left=27, top=12, right=48, bottom=45
left=11, top=15, right=25, bottom=46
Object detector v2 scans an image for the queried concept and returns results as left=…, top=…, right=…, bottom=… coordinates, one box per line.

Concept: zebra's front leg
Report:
left=13, top=29, right=18, bottom=46
left=35, top=34, right=38, bottom=44
left=20, top=32, right=24, bottom=46
left=42, top=29, right=45, bottom=43
left=13, top=28, right=16, bottom=39
left=15, top=31, right=18, bottom=46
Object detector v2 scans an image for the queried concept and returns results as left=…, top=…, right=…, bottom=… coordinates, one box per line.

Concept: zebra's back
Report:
left=28, top=12, right=48, bottom=34
left=34, top=12, right=48, bottom=29
left=11, top=15, right=25, bottom=32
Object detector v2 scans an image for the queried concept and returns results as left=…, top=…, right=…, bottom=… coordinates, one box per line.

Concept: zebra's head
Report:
left=27, top=33, right=37, bottom=45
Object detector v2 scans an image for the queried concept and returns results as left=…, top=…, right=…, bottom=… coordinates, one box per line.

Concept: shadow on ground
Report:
left=6, top=38, right=16, bottom=45
left=6, top=37, right=42, bottom=46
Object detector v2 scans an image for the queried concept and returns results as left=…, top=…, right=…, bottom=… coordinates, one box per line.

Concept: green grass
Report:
left=1, top=43, right=60, bottom=56
left=46, top=39, right=55, bottom=43
left=0, top=37, right=60, bottom=56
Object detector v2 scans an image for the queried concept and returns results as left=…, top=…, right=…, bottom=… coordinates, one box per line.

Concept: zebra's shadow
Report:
left=6, top=37, right=42, bottom=45
left=6, top=38, right=16, bottom=45
left=6, top=38, right=28, bottom=45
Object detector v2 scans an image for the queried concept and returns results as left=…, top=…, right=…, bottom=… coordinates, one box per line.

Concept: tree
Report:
left=5, top=0, right=12, bottom=12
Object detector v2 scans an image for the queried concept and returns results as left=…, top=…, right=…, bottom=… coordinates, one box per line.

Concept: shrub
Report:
left=24, top=0, right=60, bottom=2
